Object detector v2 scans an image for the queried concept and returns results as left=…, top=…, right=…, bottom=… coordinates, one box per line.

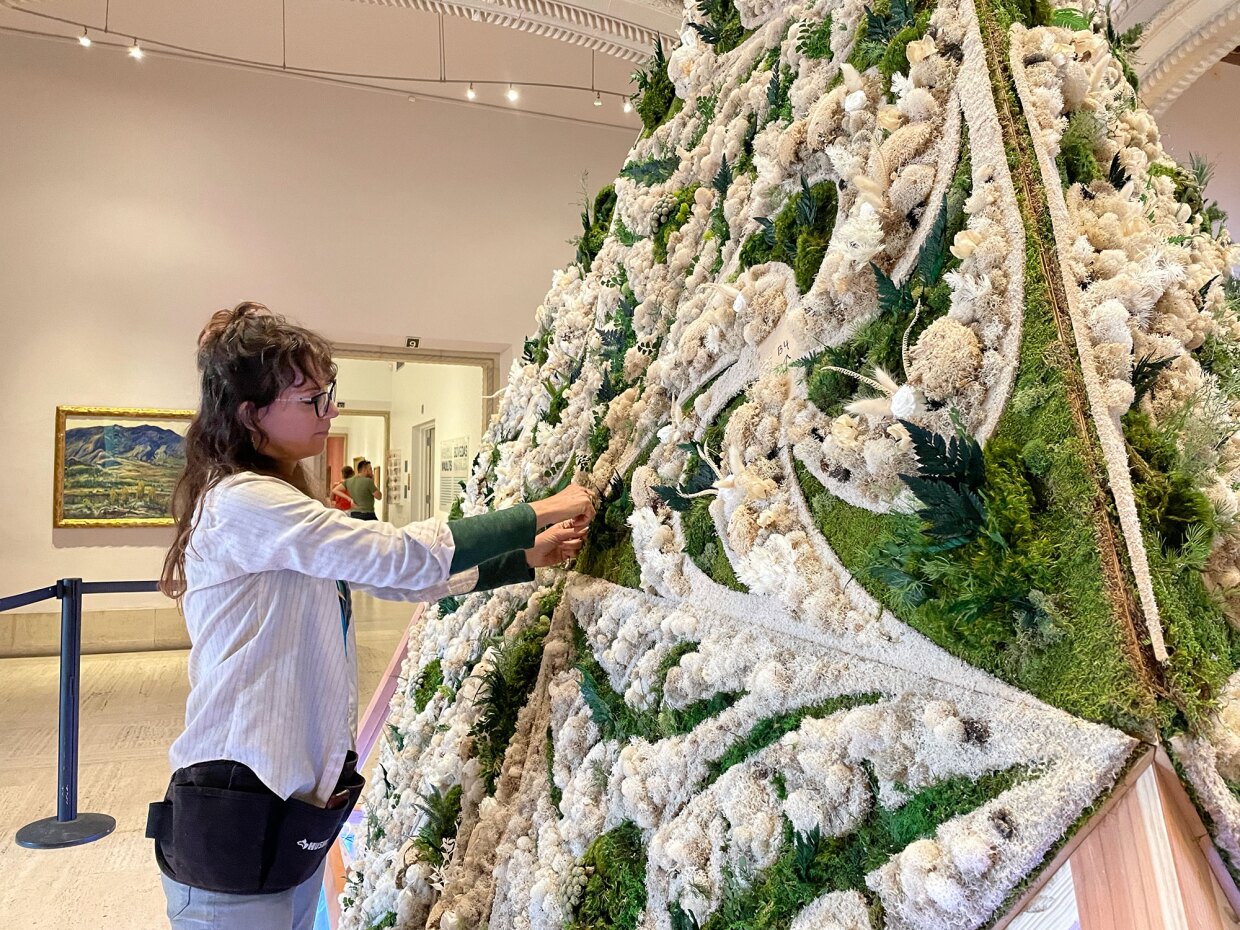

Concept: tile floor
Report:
left=0, top=593, right=412, bottom=929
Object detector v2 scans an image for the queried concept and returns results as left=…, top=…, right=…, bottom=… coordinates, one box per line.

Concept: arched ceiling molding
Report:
left=1112, top=0, right=1240, bottom=117
left=347, top=0, right=682, bottom=62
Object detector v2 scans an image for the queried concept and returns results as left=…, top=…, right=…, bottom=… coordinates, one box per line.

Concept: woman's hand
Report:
left=530, top=485, right=598, bottom=529
left=525, top=521, right=588, bottom=568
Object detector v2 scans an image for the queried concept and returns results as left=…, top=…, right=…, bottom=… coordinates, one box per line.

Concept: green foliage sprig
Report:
left=1050, top=7, right=1090, bottom=29
left=1107, top=152, right=1131, bottom=190
left=1057, top=110, right=1101, bottom=188
left=412, top=657, right=444, bottom=713
left=797, top=14, right=834, bottom=60
left=898, top=417, right=988, bottom=551
left=653, top=443, right=717, bottom=512
left=848, top=0, right=933, bottom=87
left=1102, top=2, right=1145, bottom=91
left=1131, top=353, right=1176, bottom=405
left=471, top=616, right=552, bottom=793
left=619, top=155, right=680, bottom=186
left=412, top=784, right=463, bottom=867
left=689, top=0, right=751, bottom=54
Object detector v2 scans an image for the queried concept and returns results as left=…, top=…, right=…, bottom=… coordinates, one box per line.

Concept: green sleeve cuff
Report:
left=473, top=551, right=536, bottom=591
left=448, top=503, right=537, bottom=572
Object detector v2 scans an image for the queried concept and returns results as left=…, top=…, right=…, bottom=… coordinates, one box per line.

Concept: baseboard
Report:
left=0, top=607, right=190, bottom=658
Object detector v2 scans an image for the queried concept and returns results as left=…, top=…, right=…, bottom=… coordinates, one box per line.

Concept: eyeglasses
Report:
left=272, top=380, right=337, bottom=417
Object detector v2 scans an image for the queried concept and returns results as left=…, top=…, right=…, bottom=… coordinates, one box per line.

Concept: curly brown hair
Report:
left=160, top=302, right=336, bottom=598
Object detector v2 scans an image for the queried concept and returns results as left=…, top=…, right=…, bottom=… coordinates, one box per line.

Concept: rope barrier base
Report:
left=16, top=812, right=115, bottom=849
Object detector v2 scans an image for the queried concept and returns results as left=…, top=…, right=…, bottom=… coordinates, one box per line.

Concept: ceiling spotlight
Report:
left=128, top=40, right=144, bottom=60
left=78, top=29, right=91, bottom=47
left=506, top=84, right=519, bottom=102
left=593, top=91, right=602, bottom=107
left=466, top=83, right=477, bottom=100
left=623, top=98, right=633, bottom=114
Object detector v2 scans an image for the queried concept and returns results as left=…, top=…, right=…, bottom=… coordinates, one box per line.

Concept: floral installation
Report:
left=342, top=0, right=1240, bottom=927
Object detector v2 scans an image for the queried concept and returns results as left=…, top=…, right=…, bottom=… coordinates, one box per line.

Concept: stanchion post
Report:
left=15, top=577, right=116, bottom=849
left=57, top=577, right=82, bottom=823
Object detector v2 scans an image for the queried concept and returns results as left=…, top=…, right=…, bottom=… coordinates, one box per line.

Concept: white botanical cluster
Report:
left=783, top=0, right=1026, bottom=510
left=1016, top=23, right=1240, bottom=420
left=790, top=891, right=873, bottom=930
left=532, top=579, right=1132, bottom=930
left=341, top=584, right=545, bottom=930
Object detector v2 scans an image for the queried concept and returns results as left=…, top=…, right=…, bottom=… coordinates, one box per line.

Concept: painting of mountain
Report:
left=54, top=407, right=194, bottom=526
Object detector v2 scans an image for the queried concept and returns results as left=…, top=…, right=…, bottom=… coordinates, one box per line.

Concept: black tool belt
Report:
left=146, top=751, right=365, bottom=895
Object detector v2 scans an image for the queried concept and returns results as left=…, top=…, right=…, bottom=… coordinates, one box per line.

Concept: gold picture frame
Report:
left=54, top=406, right=196, bottom=528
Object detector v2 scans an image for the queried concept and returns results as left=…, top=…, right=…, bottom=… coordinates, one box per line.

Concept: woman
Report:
left=148, top=302, right=595, bottom=929
left=330, top=465, right=355, bottom=511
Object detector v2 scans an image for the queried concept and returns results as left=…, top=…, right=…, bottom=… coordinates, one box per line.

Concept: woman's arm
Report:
left=351, top=523, right=585, bottom=602
left=352, top=551, right=533, bottom=602
left=208, top=475, right=595, bottom=590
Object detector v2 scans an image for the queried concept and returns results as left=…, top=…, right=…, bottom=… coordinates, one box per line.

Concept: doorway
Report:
left=410, top=420, right=436, bottom=522
left=310, top=410, right=390, bottom=521
left=326, top=436, right=347, bottom=488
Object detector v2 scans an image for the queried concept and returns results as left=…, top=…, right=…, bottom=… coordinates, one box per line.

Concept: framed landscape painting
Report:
left=54, top=406, right=195, bottom=527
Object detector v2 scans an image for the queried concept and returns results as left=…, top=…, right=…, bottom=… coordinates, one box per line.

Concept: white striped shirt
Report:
left=169, top=472, right=482, bottom=806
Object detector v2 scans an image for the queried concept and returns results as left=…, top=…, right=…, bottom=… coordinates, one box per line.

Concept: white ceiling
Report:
left=6, top=0, right=1234, bottom=127
left=0, top=0, right=682, bottom=127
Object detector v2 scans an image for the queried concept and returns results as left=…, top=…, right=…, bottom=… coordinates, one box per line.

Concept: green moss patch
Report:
left=739, top=178, right=839, bottom=293
left=793, top=2, right=1165, bottom=731
left=1124, top=411, right=1216, bottom=554
left=688, top=0, right=752, bottom=55
left=796, top=201, right=1153, bottom=731
left=683, top=497, right=747, bottom=591
left=1122, top=409, right=1238, bottom=722
left=634, top=40, right=679, bottom=136
left=575, top=185, right=617, bottom=271
left=576, top=477, right=643, bottom=589
left=1056, top=110, right=1102, bottom=189
left=848, top=1, right=935, bottom=91
left=674, top=392, right=750, bottom=591
left=412, top=657, right=444, bottom=713
left=547, top=724, right=563, bottom=813
left=568, top=822, right=648, bottom=930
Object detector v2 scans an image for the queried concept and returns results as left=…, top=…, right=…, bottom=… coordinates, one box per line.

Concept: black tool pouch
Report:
left=146, top=752, right=364, bottom=895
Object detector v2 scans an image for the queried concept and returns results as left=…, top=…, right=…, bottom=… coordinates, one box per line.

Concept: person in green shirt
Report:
left=343, top=460, right=381, bottom=520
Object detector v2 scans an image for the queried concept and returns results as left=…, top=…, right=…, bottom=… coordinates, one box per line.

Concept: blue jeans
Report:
left=160, top=861, right=325, bottom=929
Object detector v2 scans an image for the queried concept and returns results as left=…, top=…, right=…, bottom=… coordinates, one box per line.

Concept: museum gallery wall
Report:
left=341, top=0, right=1240, bottom=927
